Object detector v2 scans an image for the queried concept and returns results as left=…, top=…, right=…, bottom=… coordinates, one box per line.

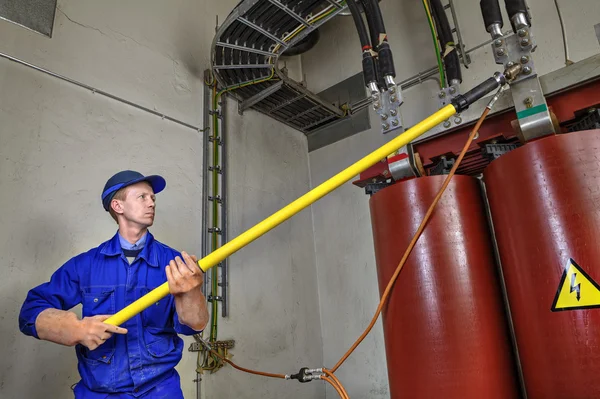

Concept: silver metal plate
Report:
left=493, top=30, right=535, bottom=85
left=511, top=77, right=555, bottom=141
left=0, top=0, right=57, bottom=37
left=388, top=145, right=418, bottom=181
left=376, top=87, right=403, bottom=134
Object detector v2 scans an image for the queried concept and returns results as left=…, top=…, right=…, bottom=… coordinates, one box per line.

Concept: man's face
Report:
left=117, top=182, right=156, bottom=228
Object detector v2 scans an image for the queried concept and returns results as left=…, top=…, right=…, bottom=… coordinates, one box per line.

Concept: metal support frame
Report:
left=211, top=0, right=349, bottom=135
left=324, top=0, right=343, bottom=9
left=238, top=81, right=284, bottom=114
left=286, top=104, right=321, bottom=123
left=267, top=0, right=309, bottom=27
left=222, top=75, right=274, bottom=91
left=213, top=63, right=273, bottom=69
left=202, top=71, right=211, bottom=298
left=216, top=41, right=276, bottom=57
left=220, top=97, right=229, bottom=318
left=202, top=70, right=229, bottom=318
left=276, top=70, right=345, bottom=116
left=238, top=17, right=288, bottom=47
left=444, top=0, right=471, bottom=68
left=197, top=70, right=212, bottom=399
left=268, top=93, right=306, bottom=113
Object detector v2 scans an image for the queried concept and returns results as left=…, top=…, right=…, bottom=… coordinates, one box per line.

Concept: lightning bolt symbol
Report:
left=570, top=273, right=581, bottom=301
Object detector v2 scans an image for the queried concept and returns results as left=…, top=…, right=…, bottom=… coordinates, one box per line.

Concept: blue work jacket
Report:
left=19, top=231, right=201, bottom=397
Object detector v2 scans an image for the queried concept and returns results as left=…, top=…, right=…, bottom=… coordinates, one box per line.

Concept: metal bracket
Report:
left=445, top=0, right=471, bottom=68
left=208, top=136, right=222, bottom=145
left=437, top=82, right=460, bottom=108
left=375, top=85, right=403, bottom=134
left=208, top=165, right=223, bottom=174
left=388, top=145, right=419, bottom=181
left=493, top=29, right=535, bottom=84
left=437, top=82, right=463, bottom=129
left=208, top=227, right=222, bottom=235
left=208, top=195, right=223, bottom=204
left=511, top=78, right=556, bottom=141
left=492, top=28, right=555, bottom=141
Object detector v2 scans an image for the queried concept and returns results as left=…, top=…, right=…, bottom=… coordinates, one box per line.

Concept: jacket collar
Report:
left=100, top=230, right=159, bottom=267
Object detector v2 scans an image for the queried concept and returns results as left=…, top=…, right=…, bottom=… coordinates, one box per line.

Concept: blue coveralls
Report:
left=19, top=231, right=201, bottom=398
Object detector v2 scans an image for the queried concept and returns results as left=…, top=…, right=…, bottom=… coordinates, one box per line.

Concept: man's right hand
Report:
left=77, top=315, right=128, bottom=350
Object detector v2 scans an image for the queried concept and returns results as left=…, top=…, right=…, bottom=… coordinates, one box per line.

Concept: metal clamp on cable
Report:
left=287, top=367, right=313, bottom=383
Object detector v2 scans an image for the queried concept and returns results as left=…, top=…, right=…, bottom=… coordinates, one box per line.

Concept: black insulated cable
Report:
left=360, top=0, right=379, bottom=51
left=361, top=0, right=386, bottom=47
left=347, top=0, right=377, bottom=87
left=430, top=0, right=461, bottom=83
left=347, top=0, right=371, bottom=50
left=504, top=0, right=528, bottom=22
left=480, top=0, right=504, bottom=33
left=361, top=0, right=396, bottom=80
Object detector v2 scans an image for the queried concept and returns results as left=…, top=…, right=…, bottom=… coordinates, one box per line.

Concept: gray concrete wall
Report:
left=0, top=1, right=321, bottom=398
left=199, top=100, right=323, bottom=399
left=309, top=117, right=391, bottom=399
left=305, top=1, right=600, bottom=398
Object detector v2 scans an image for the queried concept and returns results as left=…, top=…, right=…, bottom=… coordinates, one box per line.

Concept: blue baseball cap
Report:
left=101, top=170, right=166, bottom=211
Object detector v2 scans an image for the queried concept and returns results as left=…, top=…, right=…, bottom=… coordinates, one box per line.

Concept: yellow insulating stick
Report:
left=105, top=104, right=457, bottom=326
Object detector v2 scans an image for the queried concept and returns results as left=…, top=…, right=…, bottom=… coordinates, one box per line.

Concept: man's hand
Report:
left=77, top=315, right=128, bottom=350
left=166, top=252, right=208, bottom=331
left=165, top=252, right=204, bottom=296
left=35, top=309, right=128, bottom=349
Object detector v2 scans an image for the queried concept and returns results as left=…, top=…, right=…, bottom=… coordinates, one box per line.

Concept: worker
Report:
left=18, top=170, right=209, bottom=399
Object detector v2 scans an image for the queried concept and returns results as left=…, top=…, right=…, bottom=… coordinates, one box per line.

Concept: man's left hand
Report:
left=166, top=252, right=203, bottom=296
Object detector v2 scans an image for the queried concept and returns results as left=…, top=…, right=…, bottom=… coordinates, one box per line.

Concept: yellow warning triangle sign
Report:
left=552, top=259, right=600, bottom=311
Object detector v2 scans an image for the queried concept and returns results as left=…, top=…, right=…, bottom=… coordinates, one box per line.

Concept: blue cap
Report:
left=101, top=170, right=166, bottom=211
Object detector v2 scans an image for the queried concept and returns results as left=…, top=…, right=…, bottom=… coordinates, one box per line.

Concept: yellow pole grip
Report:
left=104, top=104, right=457, bottom=326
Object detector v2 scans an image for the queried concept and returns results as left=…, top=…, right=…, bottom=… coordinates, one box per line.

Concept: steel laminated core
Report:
left=484, top=129, right=600, bottom=398
left=369, top=175, right=519, bottom=398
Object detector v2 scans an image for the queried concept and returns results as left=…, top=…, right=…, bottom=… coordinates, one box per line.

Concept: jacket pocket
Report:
left=144, top=327, right=176, bottom=357
left=76, top=342, right=116, bottom=391
left=77, top=342, right=115, bottom=365
left=81, top=288, right=115, bottom=318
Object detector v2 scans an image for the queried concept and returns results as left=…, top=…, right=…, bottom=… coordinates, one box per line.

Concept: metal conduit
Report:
left=0, top=52, right=203, bottom=132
